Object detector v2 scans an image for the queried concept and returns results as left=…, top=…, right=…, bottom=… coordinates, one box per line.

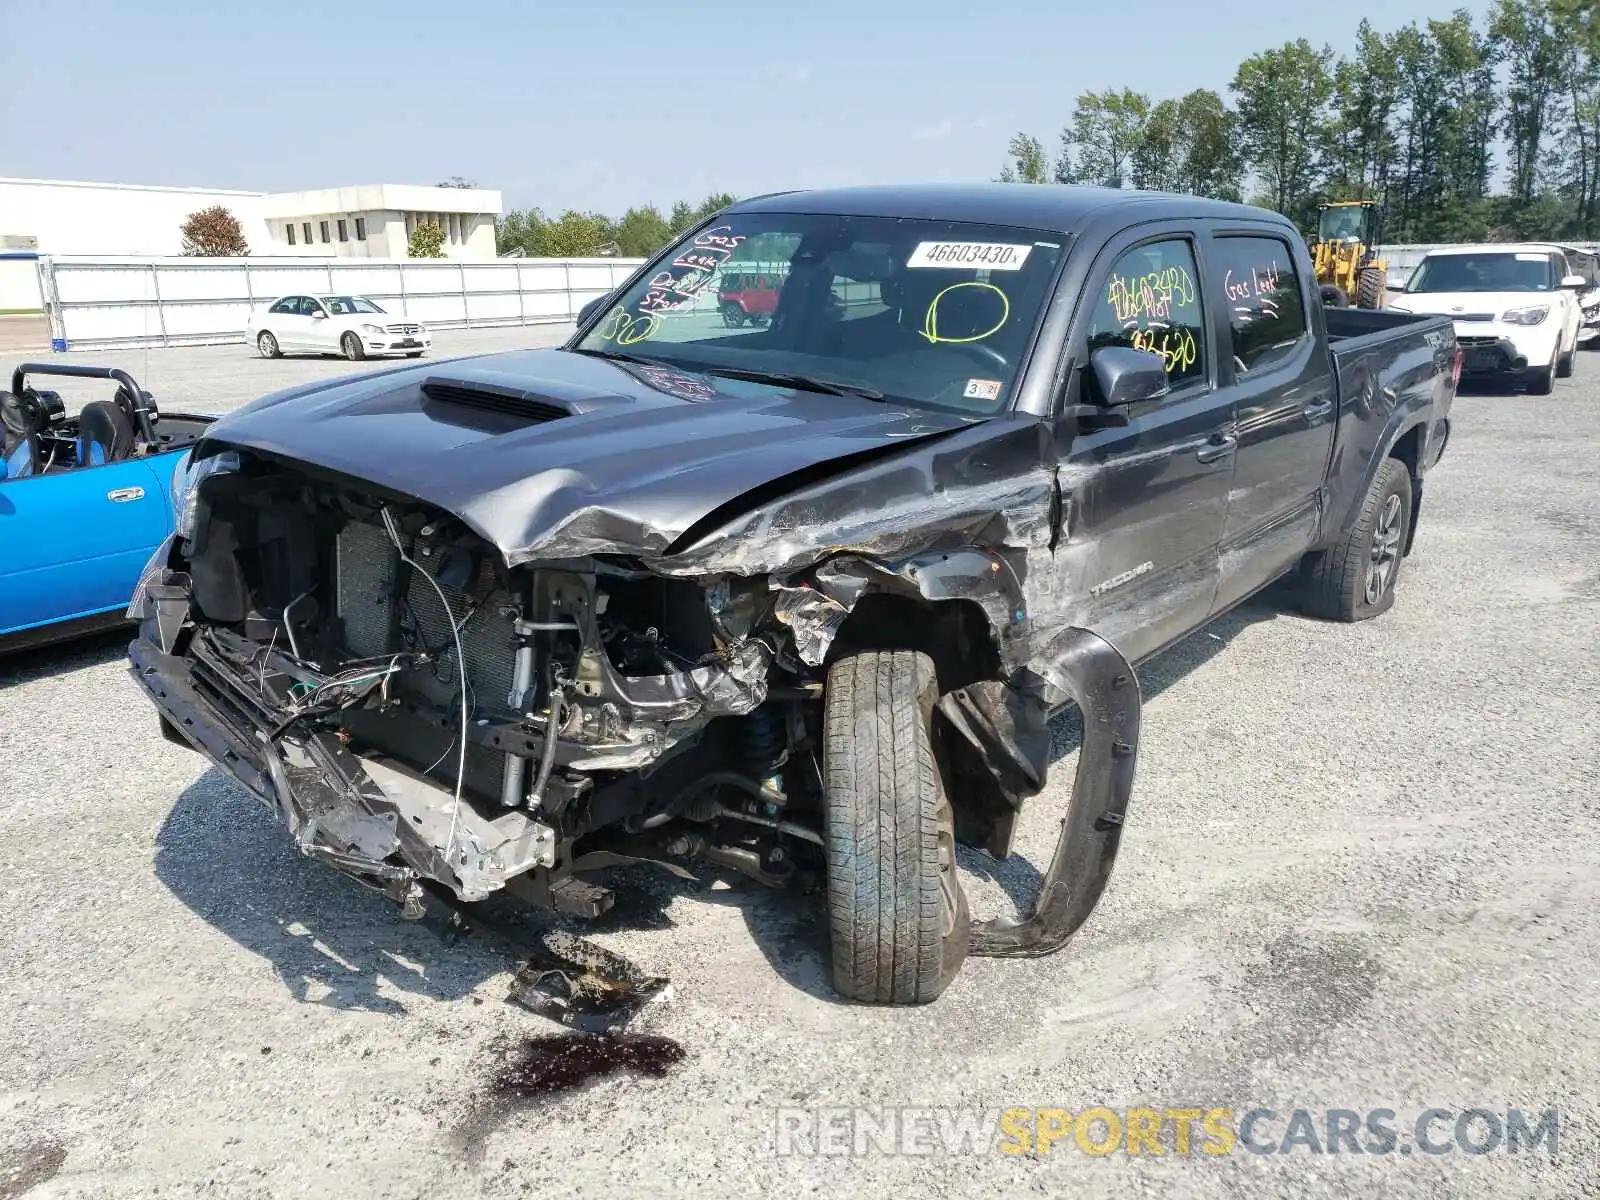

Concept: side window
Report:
left=268, top=297, right=296, bottom=315
left=319, top=221, right=331, bottom=244
left=1211, top=236, right=1308, bottom=376
left=354, top=216, right=367, bottom=240
left=1084, top=238, right=1206, bottom=388
left=302, top=222, right=313, bottom=246
left=299, top=297, right=324, bottom=317
left=286, top=224, right=296, bottom=246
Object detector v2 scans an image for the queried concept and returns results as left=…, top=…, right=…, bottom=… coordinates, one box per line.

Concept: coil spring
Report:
left=740, top=703, right=785, bottom=783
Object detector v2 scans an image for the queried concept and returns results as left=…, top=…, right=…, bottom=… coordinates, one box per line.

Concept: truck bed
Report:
left=1323, top=305, right=1449, bottom=349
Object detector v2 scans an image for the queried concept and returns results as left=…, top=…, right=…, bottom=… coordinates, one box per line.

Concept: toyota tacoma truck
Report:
left=127, top=184, right=1457, bottom=1005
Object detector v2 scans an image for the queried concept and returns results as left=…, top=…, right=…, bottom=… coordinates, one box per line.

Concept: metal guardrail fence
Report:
left=36, top=255, right=650, bottom=351
left=49, top=243, right=1590, bottom=350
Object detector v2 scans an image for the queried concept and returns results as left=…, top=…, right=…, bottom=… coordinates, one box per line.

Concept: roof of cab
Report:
left=1419, top=242, right=1570, bottom=256
left=727, top=182, right=1281, bottom=235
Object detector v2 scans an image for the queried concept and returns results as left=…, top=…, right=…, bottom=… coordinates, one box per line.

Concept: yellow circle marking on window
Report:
left=920, top=281, right=1010, bottom=344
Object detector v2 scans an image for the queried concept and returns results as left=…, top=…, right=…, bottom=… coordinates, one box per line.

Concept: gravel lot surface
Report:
left=2, top=333, right=1597, bottom=1198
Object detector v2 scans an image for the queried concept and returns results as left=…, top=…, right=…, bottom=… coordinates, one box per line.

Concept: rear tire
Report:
left=1355, top=266, right=1386, bottom=310
left=1300, top=457, right=1413, bottom=622
left=342, top=332, right=366, bottom=361
left=720, top=302, right=745, bottom=328
left=823, top=650, right=969, bottom=1005
left=257, top=331, right=281, bottom=359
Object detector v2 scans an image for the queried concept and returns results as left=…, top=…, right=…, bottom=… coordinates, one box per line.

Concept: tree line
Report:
left=996, top=0, right=1600, bottom=244
left=495, top=194, right=738, bottom=259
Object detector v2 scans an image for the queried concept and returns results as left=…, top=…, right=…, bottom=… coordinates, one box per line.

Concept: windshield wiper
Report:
left=569, top=345, right=676, bottom=368
left=697, top=366, right=885, bottom=400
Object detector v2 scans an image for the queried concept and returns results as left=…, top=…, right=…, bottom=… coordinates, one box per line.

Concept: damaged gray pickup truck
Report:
left=128, top=184, right=1457, bottom=1005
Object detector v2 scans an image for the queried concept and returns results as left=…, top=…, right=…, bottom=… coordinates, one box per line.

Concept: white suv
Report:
left=1388, top=244, right=1584, bottom=394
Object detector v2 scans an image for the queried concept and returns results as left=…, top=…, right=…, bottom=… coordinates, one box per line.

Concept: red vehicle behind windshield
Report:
left=717, top=271, right=781, bottom=327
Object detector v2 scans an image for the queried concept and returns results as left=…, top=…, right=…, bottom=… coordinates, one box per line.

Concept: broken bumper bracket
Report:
left=968, top=627, right=1142, bottom=958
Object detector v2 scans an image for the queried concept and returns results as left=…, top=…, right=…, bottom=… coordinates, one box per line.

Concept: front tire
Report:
left=1526, top=360, right=1556, bottom=395
left=823, top=650, right=969, bottom=1005
left=1355, top=266, right=1386, bottom=309
left=1300, top=457, right=1413, bottom=622
left=405, top=351, right=425, bottom=358
left=257, top=331, right=281, bottom=359
left=1557, top=346, right=1575, bottom=378
left=341, top=332, right=366, bottom=361
left=720, top=302, right=746, bottom=328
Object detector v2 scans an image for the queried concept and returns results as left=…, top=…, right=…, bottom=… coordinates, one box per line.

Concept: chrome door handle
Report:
left=1195, top=435, right=1236, bottom=464
left=1303, top=398, right=1334, bottom=419
left=106, top=486, right=145, bottom=503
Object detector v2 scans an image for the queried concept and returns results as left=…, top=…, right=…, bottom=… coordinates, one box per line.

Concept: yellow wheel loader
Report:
left=1313, top=201, right=1388, bottom=309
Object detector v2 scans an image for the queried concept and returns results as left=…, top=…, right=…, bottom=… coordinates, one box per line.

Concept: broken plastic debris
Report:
left=507, top=930, right=672, bottom=1034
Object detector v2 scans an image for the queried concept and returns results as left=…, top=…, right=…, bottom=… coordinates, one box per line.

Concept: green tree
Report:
left=496, top=208, right=547, bottom=256
left=1552, top=0, right=1600, bottom=54
left=995, top=133, right=1052, bottom=183
left=1056, top=88, right=1151, bottom=186
left=407, top=221, right=446, bottom=258
left=613, top=205, right=671, bottom=257
left=1175, top=90, right=1244, bottom=201
left=179, top=205, right=249, bottom=256
left=1131, top=99, right=1183, bottom=191
left=1492, top=0, right=1568, bottom=207
left=539, top=210, right=614, bottom=257
left=694, top=192, right=737, bottom=220
left=667, top=200, right=698, bottom=235
left=1231, top=40, right=1336, bottom=221
left=1325, top=21, right=1401, bottom=204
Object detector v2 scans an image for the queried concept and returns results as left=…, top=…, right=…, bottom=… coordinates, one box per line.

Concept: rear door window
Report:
left=1210, top=236, right=1309, bottom=376
left=1083, top=238, right=1207, bottom=389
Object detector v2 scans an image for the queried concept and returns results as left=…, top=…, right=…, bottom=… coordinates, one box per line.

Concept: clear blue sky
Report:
left=1, top=0, right=1493, bottom=217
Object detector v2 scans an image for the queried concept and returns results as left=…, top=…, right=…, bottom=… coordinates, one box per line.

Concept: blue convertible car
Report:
left=1, top=364, right=215, bottom=653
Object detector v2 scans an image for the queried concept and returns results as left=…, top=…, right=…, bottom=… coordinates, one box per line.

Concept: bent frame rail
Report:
left=968, top=627, right=1142, bottom=958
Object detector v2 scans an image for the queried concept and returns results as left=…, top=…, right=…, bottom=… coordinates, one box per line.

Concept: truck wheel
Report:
left=1526, top=361, right=1556, bottom=395
left=1355, top=266, right=1385, bottom=309
left=1320, top=284, right=1349, bottom=308
left=720, top=302, right=745, bottom=328
left=1300, top=457, right=1413, bottom=622
left=823, top=650, right=969, bottom=1004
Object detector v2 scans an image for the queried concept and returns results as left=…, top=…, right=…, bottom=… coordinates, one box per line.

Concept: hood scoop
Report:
left=420, top=377, right=571, bottom=428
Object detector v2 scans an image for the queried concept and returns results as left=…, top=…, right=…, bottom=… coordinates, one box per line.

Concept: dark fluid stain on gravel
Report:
left=0, top=1137, right=67, bottom=1200
left=492, top=1033, right=686, bottom=1099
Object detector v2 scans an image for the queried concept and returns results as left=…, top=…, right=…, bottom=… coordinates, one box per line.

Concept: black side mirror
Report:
left=577, top=295, right=611, bottom=326
left=1089, top=345, right=1171, bottom=407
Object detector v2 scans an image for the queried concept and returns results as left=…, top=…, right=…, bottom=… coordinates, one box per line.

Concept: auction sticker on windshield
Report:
left=963, top=378, right=1003, bottom=401
left=908, top=242, right=1033, bottom=270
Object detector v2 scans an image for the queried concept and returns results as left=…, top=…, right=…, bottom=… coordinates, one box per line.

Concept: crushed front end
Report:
left=129, top=448, right=834, bottom=920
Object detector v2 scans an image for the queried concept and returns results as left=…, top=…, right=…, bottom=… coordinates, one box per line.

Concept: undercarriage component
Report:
left=968, top=627, right=1142, bottom=957
left=507, top=931, right=672, bottom=1034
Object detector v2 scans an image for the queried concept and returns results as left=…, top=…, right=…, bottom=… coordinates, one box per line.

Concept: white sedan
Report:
left=246, top=294, right=431, bottom=361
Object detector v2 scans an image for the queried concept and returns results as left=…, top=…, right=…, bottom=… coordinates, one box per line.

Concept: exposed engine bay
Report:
left=133, top=451, right=878, bottom=920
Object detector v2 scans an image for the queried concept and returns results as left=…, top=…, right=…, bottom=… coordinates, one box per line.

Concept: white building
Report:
left=0, top=177, right=503, bottom=261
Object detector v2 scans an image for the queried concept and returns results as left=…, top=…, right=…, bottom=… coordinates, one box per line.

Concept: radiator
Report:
left=334, top=520, right=518, bottom=713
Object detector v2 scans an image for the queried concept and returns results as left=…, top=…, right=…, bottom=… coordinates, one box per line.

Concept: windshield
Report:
left=1408, top=253, right=1554, bottom=293
left=321, top=296, right=386, bottom=315
left=572, top=213, right=1067, bottom=415
left=1318, top=206, right=1367, bottom=243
